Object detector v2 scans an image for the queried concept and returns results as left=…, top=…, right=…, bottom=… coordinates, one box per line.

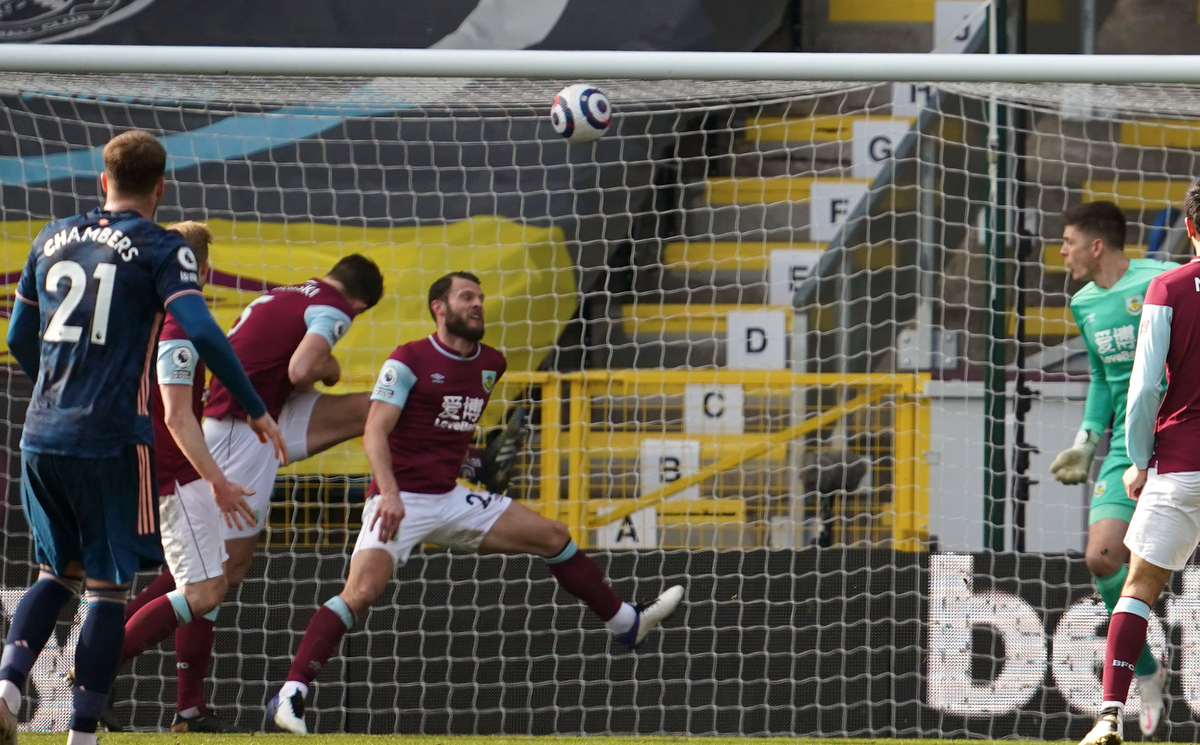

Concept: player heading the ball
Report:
left=266, top=271, right=684, bottom=736
left=0, top=130, right=283, bottom=745
left=111, top=251, right=384, bottom=729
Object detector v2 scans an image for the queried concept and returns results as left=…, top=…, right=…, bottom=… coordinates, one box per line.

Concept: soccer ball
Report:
left=550, top=83, right=611, bottom=144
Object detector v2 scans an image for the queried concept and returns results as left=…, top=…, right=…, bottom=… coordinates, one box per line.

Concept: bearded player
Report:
left=266, top=271, right=684, bottom=735
left=1050, top=201, right=1174, bottom=735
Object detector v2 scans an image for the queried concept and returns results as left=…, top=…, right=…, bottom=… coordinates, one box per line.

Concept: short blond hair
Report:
left=167, top=221, right=213, bottom=266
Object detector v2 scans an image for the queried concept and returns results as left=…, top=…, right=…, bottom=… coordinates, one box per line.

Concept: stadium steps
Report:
left=630, top=115, right=864, bottom=370
left=1027, top=118, right=1199, bottom=184
left=1120, top=119, right=1200, bottom=149
left=683, top=176, right=869, bottom=242
left=826, top=0, right=1062, bottom=24
left=745, top=114, right=912, bottom=145
left=642, top=273, right=769, bottom=306
left=1082, top=179, right=1191, bottom=213
left=643, top=240, right=824, bottom=306
left=614, top=339, right=726, bottom=369
left=1010, top=305, right=1078, bottom=344
left=662, top=239, right=789, bottom=271
left=707, top=175, right=867, bottom=204
left=813, top=0, right=1065, bottom=53
left=621, top=303, right=793, bottom=341
left=1040, top=243, right=1150, bottom=272
left=683, top=202, right=814, bottom=243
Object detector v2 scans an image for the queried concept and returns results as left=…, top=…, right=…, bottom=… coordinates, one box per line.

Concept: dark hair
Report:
left=1186, top=178, right=1200, bottom=228
left=326, top=254, right=384, bottom=309
left=1061, top=200, right=1126, bottom=251
left=428, top=271, right=482, bottom=320
left=103, top=130, right=168, bottom=196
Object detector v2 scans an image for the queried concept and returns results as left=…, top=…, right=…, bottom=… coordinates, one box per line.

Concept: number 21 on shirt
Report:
left=44, top=260, right=117, bottom=345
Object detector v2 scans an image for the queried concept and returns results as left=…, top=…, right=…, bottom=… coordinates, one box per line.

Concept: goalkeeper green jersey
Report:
left=1069, top=258, right=1177, bottom=454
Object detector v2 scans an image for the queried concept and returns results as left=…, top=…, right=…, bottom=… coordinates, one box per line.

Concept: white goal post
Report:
left=1, top=45, right=1200, bottom=82
left=4, top=43, right=1200, bottom=740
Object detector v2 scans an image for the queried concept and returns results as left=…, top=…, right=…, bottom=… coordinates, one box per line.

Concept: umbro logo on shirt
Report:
left=431, top=373, right=445, bottom=384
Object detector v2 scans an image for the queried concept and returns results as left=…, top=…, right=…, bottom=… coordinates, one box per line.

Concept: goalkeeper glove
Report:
left=476, top=406, right=529, bottom=494
left=1049, top=430, right=1100, bottom=485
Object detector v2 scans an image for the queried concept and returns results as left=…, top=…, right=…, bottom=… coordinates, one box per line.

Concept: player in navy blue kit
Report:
left=0, top=130, right=284, bottom=745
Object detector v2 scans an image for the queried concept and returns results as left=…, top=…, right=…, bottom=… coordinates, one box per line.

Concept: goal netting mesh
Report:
left=3, top=71, right=1200, bottom=740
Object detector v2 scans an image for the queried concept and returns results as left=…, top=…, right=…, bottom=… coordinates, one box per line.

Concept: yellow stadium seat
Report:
left=1120, top=119, right=1200, bottom=149
left=746, top=115, right=915, bottom=146
left=1082, top=179, right=1190, bottom=211
left=661, top=241, right=821, bottom=271
left=829, top=0, right=1060, bottom=23
left=1043, top=243, right=1149, bottom=271
left=622, top=303, right=794, bottom=337
left=706, top=177, right=869, bottom=206
left=829, top=0, right=936, bottom=23
left=1010, top=305, right=1078, bottom=341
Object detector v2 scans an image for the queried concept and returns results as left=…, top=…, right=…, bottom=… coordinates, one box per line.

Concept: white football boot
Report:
left=266, top=689, right=308, bottom=735
left=1137, top=665, right=1168, bottom=736
left=615, top=585, right=684, bottom=649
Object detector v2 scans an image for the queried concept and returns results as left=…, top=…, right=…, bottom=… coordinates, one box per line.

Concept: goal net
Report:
left=2, top=66, right=1199, bottom=740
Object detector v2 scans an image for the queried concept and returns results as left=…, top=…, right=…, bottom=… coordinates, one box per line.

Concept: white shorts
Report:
left=202, top=390, right=320, bottom=540
left=159, top=478, right=228, bottom=586
left=1125, top=467, right=1200, bottom=571
left=353, top=484, right=512, bottom=566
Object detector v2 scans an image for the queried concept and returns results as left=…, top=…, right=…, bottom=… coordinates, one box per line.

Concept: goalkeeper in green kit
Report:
left=1050, top=201, right=1174, bottom=735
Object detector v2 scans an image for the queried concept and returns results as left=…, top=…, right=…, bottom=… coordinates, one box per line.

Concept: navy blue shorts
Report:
left=21, top=444, right=163, bottom=585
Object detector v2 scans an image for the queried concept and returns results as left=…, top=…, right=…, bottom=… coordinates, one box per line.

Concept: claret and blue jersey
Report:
left=15, top=207, right=203, bottom=457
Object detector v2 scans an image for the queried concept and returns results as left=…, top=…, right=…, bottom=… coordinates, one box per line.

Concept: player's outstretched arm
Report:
left=161, top=382, right=257, bottom=529
left=6, top=299, right=40, bottom=381
left=363, top=399, right=404, bottom=541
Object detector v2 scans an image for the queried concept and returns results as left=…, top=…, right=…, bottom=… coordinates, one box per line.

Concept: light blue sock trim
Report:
left=1114, top=596, right=1151, bottom=620
left=323, top=596, right=355, bottom=628
left=201, top=607, right=219, bottom=622
left=83, top=587, right=128, bottom=605
left=544, top=539, right=578, bottom=565
left=167, top=590, right=193, bottom=625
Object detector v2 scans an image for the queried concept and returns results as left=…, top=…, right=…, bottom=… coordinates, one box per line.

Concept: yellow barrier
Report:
left=497, top=370, right=930, bottom=551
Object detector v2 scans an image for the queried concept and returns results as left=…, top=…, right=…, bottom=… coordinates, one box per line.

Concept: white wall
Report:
left=926, top=380, right=1091, bottom=552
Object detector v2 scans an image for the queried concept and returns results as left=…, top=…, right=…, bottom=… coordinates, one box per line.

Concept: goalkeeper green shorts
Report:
left=1088, top=452, right=1138, bottom=525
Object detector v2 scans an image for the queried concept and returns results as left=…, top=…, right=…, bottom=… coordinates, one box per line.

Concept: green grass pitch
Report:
left=17, top=737, right=1057, bottom=745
